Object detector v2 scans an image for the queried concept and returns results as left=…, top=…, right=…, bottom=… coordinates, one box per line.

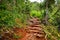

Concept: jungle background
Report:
left=0, top=0, right=60, bottom=40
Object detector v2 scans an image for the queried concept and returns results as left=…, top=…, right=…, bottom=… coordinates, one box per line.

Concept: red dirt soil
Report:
left=12, top=17, right=47, bottom=40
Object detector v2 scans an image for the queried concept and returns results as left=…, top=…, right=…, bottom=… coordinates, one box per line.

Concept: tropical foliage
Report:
left=0, top=0, right=60, bottom=40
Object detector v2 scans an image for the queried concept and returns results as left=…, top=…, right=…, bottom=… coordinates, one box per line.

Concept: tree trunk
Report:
left=45, top=0, right=49, bottom=25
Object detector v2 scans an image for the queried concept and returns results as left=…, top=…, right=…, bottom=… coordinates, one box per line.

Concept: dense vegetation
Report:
left=0, top=0, right=60, bottom=40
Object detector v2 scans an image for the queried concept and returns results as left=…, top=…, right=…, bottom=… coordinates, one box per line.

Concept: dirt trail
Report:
left=18, top=17, right=47, bottom=40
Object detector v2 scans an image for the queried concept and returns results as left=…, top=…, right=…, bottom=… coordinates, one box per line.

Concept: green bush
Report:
left=0, top=10, right=16, bottom=27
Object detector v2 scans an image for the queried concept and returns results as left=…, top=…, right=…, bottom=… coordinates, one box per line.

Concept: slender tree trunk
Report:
left=45, top=0, right=49, bottom=25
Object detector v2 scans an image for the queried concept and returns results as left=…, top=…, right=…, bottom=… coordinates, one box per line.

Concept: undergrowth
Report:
left=42, top=25, right=60, bottom=40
